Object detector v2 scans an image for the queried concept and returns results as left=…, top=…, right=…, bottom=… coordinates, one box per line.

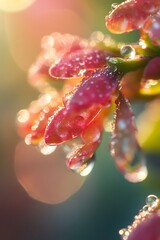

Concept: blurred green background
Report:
left=0, top=0, right=160, bottom=239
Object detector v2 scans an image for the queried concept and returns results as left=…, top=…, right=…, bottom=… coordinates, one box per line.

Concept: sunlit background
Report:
left=1, top=0, right=160, bottom=239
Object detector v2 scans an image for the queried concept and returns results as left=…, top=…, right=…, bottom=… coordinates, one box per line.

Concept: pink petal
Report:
left=49, top=48, right=108, bottom=79
left=110, top=92, right=147, bottom=182
left=128, top=211, right=160, bottom=240
left=143, top=12, right=160, bottom=46
left=105, top=0, right=160, bottom=33
left=17, top=91, right=62, bottom=144
left=66, top=110, right=104, bottom=175
left=45, top=105, right=102, bottom=145
left=66, top=66, right=121, bottom=111
left=143, top=57, right=160, bottom=81
left=28, top=33, right=88, bottom=88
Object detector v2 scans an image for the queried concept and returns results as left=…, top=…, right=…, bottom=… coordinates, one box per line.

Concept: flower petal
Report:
left=66, top=66, right=121, bottom=111
left=105, top=0, right=160, bottom=34
left=66, top=110, right=104, bottom=175
left=143, top=12, right=160, bottom=46
left=45, top=105, right=102, bottom=145
left=143, top=57, right=160, bottom=81
left=110, top=92, right=147, bottom=182
left=28, top=33, right=88, bottom=88
left=49, top=48, right=108, bottom=79
left=128, top=211, right=160, bottom=240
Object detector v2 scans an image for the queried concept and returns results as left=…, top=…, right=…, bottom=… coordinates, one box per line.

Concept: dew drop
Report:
left=119, top=228, right=127, bottom=236
left=142, top=205, right=149, bottom=212
left=69, top=157, right=95, bottom=176
left=123, top=148, right=148, bottom=183
left=108, top=57, right=118, bottom=64
left=118, top=119, right=127, bottom=130
left=146, top=194, right=159, bottom=208
left=120, top=45, right=136, bottom=59
left=38, top=140, right=57, bottom=155
left=62, top=137, right=84, bottom=156
left=111, top=3, right=118, bottom=10
left=139, top=39, right=147, bottom=49
left=119, top=228, right=130, bottom=240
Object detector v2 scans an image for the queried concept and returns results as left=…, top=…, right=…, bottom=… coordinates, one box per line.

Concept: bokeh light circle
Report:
left=0, top=0, right=36, bottom=12
left=15, top=142, right=86, bottom=204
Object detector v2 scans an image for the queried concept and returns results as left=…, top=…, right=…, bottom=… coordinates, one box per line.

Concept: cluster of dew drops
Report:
left=119, top=194, right=160, bottom=240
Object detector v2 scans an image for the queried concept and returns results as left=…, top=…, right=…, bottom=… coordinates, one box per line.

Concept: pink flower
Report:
left=105, top=0, right=160, bottom=33
left=17, top=32, right=149, bottom=180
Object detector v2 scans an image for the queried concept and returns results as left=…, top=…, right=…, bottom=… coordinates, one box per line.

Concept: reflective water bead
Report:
left=119, top=228, right=127, bottom=239
left=139, top=206, right=150, bottom=218
left=120, top=45, right=136, bottom=59
left=38, top=140, right=57, bottom=155
left=146, top=195, right=159, bottom=208
left=119, top=228, right=130, bottom=240
left=123, top=149, right=148, bottom=183
left=111, top=3, right=118, bottom=10
left=142, top=205, right=149, bottom=214
left=69, top=158, right=95, bottom=176
left=110, top=93, right=148, bottom=182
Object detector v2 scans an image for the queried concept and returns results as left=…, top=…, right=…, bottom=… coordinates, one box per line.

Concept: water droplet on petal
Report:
left=119, top=228, right=130, bottom=240
left=111, top=3, right=118, bottom=10
left=146, top=195, right=159, bottom=208
left=70, top=157, right=95, bottom=176
left=38, top=140, right=57, bottom=155
left=123, top=149, right=148, bottom=183
left=142, top=205, right=149, bottom=212
left=110, top=93, right=148, bottom=183
left=120, top=45, right=136, bottom=59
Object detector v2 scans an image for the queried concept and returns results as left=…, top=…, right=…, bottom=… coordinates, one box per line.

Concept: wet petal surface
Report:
left=66, top=66, right=121, bottom=111
left=110, top=92, right=148, bottom=182
left=49, top=48, right=108, bottom=79
left=106, top=0, right=160, bottom=33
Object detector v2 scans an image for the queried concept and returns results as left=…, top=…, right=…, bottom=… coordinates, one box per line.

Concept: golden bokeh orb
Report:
left=0, top=0, right=36, bottom=12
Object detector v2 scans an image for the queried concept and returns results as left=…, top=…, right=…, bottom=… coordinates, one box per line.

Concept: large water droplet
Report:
left=120, top=45, right=136, bottom=59
left=146, top=194, right=159, bottom=208
left=123, top=148, right=148, bottom=183
left=38, top=139, right=57, bottom=155
left=69, top=156, right=95, bottom=176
